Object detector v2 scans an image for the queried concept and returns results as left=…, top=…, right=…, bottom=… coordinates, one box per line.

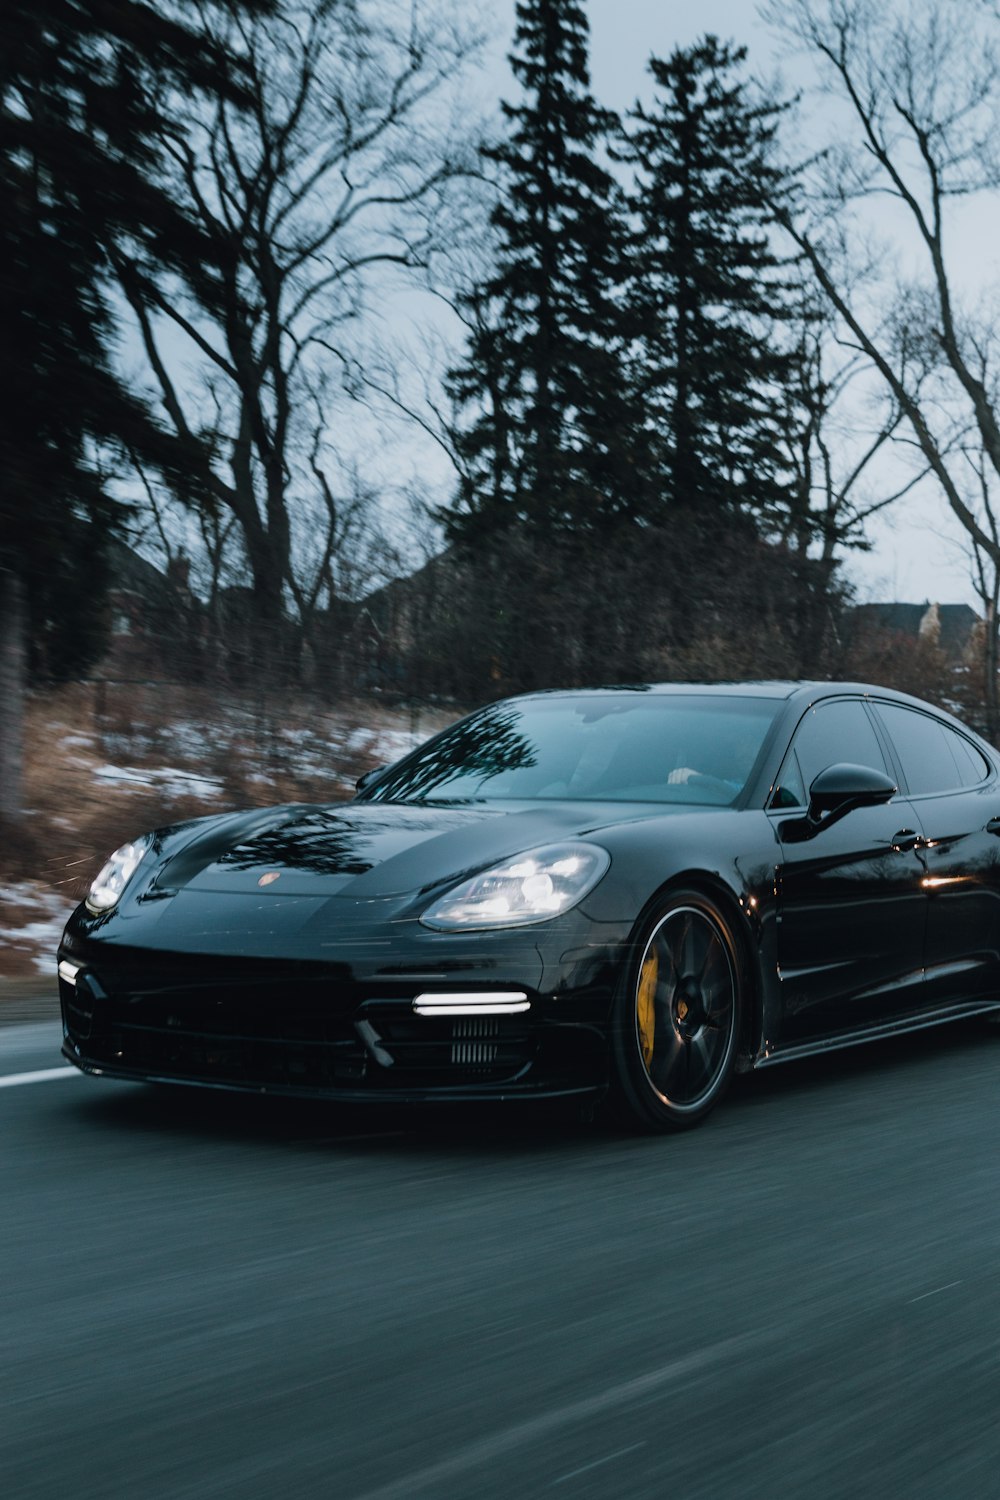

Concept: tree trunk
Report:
left=984, top=601, right=999, bottom=744
left=0, top=568, right=26, bottom=823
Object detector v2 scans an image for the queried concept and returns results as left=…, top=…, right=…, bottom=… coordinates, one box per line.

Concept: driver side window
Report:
left=770, top=700, right=890, bottom=811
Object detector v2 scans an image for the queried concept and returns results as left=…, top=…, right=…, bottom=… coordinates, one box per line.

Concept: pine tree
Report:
left=0, top=0, right=268, bottom=820
left=622, top=37, right=804, bottom=528
left=447, top=0, right=650, bottom=538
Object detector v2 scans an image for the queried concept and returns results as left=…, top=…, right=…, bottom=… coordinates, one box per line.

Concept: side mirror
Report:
left=808, top=763, right=897, bottom=819
left=780, top=763, right=897, bottom=843
left=355, top=764, right=388, bottom=795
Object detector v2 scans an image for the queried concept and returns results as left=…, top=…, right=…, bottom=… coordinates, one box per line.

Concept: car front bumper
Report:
left=57, top=922, right=623, bottom=1104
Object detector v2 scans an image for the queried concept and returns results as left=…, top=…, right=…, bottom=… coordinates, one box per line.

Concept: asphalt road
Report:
left=2, top=1013, right=1000, bottom=1500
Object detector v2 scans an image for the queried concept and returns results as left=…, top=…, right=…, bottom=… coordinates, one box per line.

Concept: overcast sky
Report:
left=482, top=0, right=985, bottom=609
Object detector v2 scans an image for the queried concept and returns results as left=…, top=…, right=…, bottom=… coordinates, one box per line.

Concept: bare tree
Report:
left=779, top=309, right=931, bottom=567
left=116, top=0, right=484, bottom=676
left=766, top=0, right=1000, bottom=725
left=963, top=481, right=1000, bottom=729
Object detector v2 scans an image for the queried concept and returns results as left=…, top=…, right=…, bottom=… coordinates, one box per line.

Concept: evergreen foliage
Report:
left=447, top=0, right=650, bottom=538
left=386, top=520, right=846, bottom=699
left=621, top=36, right=805, bottom=527
left=0, top=0, right=267, bottom=678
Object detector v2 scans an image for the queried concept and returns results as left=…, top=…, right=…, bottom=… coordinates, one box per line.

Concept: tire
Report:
left=610, top=890, right=742, bottom=1132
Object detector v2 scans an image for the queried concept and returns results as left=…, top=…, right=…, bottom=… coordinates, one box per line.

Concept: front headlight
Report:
left=85, top=836, right=152, bottom=914
left=420, top=842, right=610, bottom=931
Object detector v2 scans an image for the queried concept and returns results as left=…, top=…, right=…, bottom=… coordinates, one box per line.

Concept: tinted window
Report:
left=772, top=699, right=888, bottom=808
left=364, top=693, right=780, bottom=806
left=949, top=731, right=992, bottom=785
left=876, top=703, right=989, bottom=795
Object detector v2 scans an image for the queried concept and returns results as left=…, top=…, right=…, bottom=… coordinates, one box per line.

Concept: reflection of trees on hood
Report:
left=368, top=705, right=535, bottom=802
left=220, top=814, right=377, bottom=876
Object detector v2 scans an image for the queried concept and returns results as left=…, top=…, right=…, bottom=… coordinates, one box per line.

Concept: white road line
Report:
left=349, top=1333, right=755, bottom=1500
left=908, top=1280, right=963, bottom=1303
left=0, top=1067, right=80, bottom=1089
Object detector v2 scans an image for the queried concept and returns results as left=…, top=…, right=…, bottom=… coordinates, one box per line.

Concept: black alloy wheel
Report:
left=610, top=891, right=742, bottom=1132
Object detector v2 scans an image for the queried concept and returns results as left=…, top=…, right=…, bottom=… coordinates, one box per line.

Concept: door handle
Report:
left=891, top=829, right=923, bottom=853
left=987, top=817, right=1000, bottom=836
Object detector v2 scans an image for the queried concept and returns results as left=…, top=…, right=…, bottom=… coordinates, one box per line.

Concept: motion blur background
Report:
left=4, top=0, right=1000, bottom=968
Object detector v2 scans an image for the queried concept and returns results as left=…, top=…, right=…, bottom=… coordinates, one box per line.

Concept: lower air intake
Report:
left=451, top=1016, right=499, bottom=1068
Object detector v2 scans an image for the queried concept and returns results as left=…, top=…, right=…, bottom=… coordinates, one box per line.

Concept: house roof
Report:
left=851, top=602, right=981, bottom=657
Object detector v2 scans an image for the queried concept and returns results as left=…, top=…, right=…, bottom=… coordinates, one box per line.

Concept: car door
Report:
left=872, top=700, right=1000, bottom=1010
left=770, top=697, right=928, bottom=1045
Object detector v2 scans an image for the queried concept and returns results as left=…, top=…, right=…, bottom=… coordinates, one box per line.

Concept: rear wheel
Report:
left=610, top=892, right=742, bottom=1132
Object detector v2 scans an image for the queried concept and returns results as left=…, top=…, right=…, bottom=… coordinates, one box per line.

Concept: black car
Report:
left=57, top=682, right=1000, bottom=1130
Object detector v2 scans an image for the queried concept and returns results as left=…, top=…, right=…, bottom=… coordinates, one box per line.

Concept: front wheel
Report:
left=610, top=892, right=742, bottom=1132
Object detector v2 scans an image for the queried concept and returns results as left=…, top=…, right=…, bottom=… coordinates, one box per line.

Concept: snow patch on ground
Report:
left=1, top=700, right=458, bottom=979
left=93, top=764, right=225, bottom=799
left=0, top=885, right=76, bottom=974
left=81, top=719, right=431, bottom=799
left=0, top=885, right=46, bottom=910
left=377, top=729, right=427, bottom=761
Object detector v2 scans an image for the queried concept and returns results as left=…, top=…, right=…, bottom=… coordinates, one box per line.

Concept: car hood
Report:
left=150, top=798, right=694, bottom=900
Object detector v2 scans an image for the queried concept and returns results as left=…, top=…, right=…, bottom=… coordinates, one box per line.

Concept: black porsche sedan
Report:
left=57, top=682, right=1000, bottom=1130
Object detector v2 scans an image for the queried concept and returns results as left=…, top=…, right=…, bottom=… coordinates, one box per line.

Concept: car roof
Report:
left=508, top=681, right=989, bottom=744
left=512, top=681, right=937, bottom=706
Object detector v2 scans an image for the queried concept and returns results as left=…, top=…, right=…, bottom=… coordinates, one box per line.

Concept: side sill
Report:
left=755, top=999, right=1000, bottom=1070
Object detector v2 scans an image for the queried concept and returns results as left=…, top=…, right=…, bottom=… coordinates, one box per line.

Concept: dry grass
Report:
left=0, top=682, right=459, bottom=978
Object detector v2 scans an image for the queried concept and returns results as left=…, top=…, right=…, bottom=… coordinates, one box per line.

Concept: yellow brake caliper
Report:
left=637, top=950, right=658, bottom=1068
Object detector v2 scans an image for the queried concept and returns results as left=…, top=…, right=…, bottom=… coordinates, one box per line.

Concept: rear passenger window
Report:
left=876, top=703, right=989, bottom=794
left=948, top=730, right=991, bottom=786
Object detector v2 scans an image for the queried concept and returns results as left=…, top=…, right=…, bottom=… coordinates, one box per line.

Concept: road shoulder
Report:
left=0, top=976, right=61, bottom=1027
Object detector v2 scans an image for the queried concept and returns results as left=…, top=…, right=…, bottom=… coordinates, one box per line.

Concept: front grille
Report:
left=106, top=1020, right=367, bottom=1089
left=63, top=968, right=368, bottom=1090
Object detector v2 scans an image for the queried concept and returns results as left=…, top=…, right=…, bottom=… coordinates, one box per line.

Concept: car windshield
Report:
left=362, top=693, right=780, bottom=806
